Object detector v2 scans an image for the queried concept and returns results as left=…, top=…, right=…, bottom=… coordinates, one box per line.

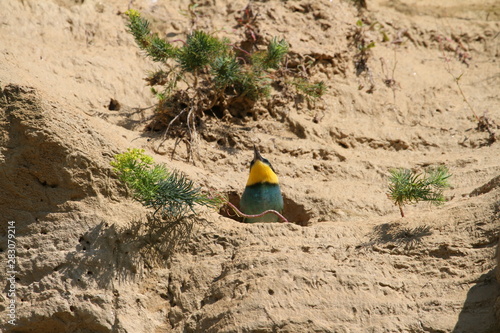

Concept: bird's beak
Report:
left=253, top=145, right=263, bottom=162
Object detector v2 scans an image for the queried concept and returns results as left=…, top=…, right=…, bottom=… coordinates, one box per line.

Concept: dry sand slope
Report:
left=0, top=0, right=499, bottom=332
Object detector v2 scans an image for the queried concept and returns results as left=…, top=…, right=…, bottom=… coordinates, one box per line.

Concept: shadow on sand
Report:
left=62, top=215, right=198, bottom=288
left=452, top=268, right=500, bottom=333
left=359, top=222, right=433, bottom=251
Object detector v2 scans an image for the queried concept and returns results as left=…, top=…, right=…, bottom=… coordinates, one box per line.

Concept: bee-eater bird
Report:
left=240, top=146, right=284, bottom=222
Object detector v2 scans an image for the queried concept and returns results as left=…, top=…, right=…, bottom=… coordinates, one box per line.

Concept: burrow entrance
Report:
left=219, top=191, right=311, bottom=226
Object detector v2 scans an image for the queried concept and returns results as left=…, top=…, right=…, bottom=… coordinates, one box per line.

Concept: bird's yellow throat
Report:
left=246, top=160, right=279, bottom=186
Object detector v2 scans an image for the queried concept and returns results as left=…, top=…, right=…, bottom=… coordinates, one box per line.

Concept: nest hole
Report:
left=219, top=191, right=244, bottom=223
left=219, top=191, right=311, bottom=226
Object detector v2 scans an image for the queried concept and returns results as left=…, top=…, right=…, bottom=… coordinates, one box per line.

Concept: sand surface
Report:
left=0, top=0, right=499, bottom=332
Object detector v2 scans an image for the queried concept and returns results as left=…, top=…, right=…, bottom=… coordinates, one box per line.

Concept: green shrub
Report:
left=125, top=9, right=288, bottom=106
left=388, top=166, right=451, bottom=217
left=126, top=10, right=327, bottom=152
left=111, top=148, right=224, bottom=222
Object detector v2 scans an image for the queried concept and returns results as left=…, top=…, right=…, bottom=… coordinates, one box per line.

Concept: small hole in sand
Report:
left=219, top=191, right=311, bottom=225
left=219, top=191, right=244, bottom=223
left=108, top=98, right=121, bottom=111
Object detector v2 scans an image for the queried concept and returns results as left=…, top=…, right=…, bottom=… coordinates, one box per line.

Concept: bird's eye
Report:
left=263, top=159, right=276, bottom=172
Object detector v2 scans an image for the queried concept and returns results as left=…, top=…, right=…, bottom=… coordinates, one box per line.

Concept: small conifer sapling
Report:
left=387, top=166, right=451, bottom=217
left=111, top=148, right=225, bottom=222
left=124, top=10, right=326, bottom=161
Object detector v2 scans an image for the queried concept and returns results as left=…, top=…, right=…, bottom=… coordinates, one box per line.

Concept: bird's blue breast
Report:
left=240, top=182, right=284, bottom=223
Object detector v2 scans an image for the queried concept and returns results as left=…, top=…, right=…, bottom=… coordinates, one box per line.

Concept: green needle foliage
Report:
left=125, top=9, right=288, bottom=102
left=178, top=30, right=230, bottom=73
left=111, top=148, right=224, bottom=222
left=149, top=172, right=221, bottom=220
left=111, top=148, right=167, bottom=204
left=388, top=166, right=452, bottom=217
left=124, top=9, right=327, bottom=162
left=126, top=10, right=177, bottom=61
left=211, top=55, right=241, bottom=90
left=292, top=79, right=327, bottom=102
left=124, top=10, right=294, bottom=157
left=266, top=38, right=290, bottom=69
left=252, top=37, right=289, bottom=70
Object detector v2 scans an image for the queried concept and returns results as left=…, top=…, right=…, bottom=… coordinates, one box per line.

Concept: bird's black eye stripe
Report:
left=249, top=157, right=276, bottom=173
left=263, top=158, right=277, bottom=173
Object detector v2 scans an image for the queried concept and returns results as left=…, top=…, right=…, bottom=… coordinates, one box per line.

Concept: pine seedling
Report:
left=111, top=149, right=224, bottom=222
left=111, top=148, right=168, bottom=204
left=148, top=171, right=223, bottom=221
left=235, top=68, right=272, bottom=100
left=252, top=37, right=289, bottom=71
left=240, top=37, right=289, bottom=100
left=124, top=10, right=287, bottom=104
left=125, top=10, right=177, bottom=62
left=177, top=31, right=230, bottom=74
left=267, top=38, right=290, bottom=67
left=124, top=10, right=326, bottom=162
left=124, top=10, right=289, bottom=113
left=211, top=55, right=242, bottom=90
left=388, top=166, right=451, bottom=217
left=126, top=9, right=151, bottom=49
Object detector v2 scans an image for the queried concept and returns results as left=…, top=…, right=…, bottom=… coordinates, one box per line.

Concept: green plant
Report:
left=125, top=10, right=290, bottom=159
left=111, top=148, right=224, bottom=222
left=291, top=78, right=326, bottom=104
left=111, top=148, right=167, bottom=204
left=388, top=166, right=452, bottom=217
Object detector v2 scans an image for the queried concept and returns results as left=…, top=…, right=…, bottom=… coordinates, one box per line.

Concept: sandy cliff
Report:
left=0, top=0, right=499, bottom=332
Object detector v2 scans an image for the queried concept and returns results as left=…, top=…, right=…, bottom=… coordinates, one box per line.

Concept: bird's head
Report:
left=246, top=145, right=279, bottom=186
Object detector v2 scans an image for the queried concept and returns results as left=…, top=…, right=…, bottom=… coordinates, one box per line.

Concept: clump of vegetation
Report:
left=291, top=79, right=327, bottom=105
left=125, top=10, right=288, bottom=154
left=124, top=9, right=326, bottom=161
left=111, top=148, right=224, bottom=222
left=387, top=166, right=452, bottom=217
